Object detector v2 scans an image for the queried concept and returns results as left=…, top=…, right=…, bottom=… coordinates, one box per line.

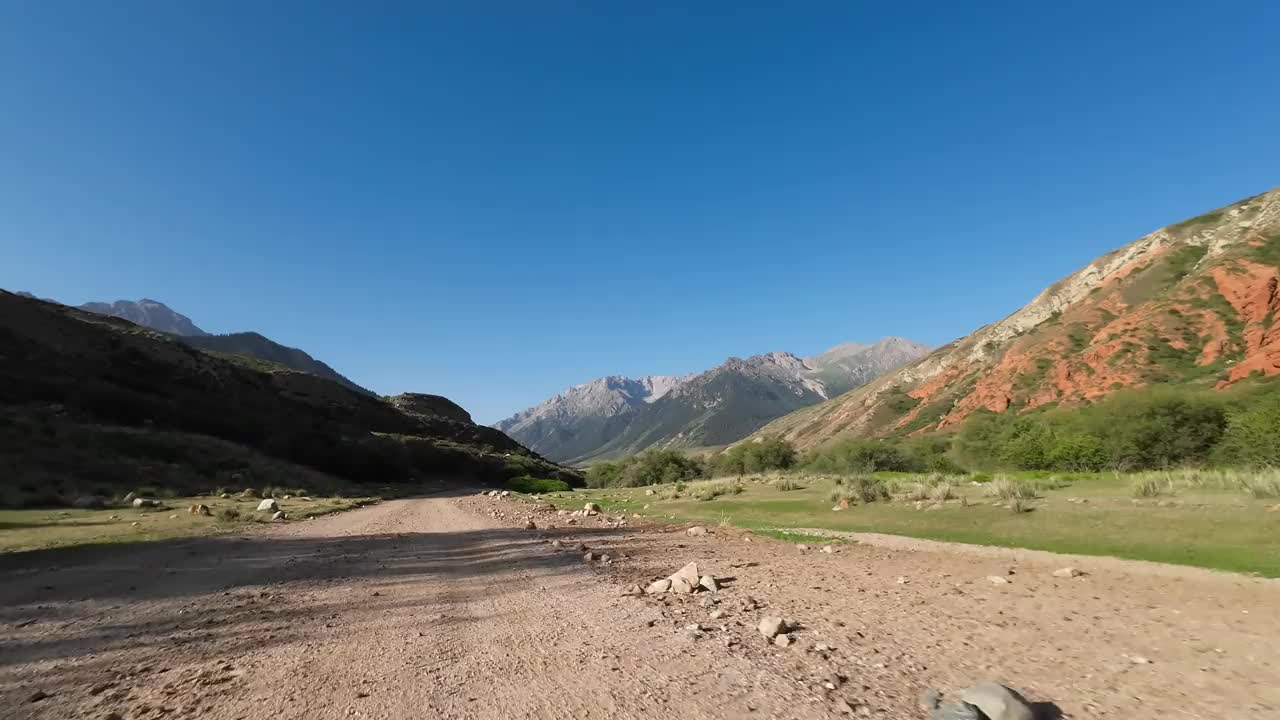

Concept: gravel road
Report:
left=2, top=494, right=1276, bottom=719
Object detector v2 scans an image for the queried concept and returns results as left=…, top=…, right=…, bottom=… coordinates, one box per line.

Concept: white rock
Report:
left=672, top=562, right=700, bottom=587
left=698, top=575, right=718, bottom=593
left=796, top=544, right=809, bottom=551
left=686, top=526, right=708, bottom=537
left=256, top=499, right=279, bottom=512
left=820, top=545, right=834, bottom=554
left=583, top=502, right=600, bottom=512
left=987, top=575, right=1010, bottom=585
left=958, top=683, right=1034, bottom=720
left=272, top=511, right=286, bottom=521
left=758, top=616, right=786, bottom=639
left=1053, top=567, right=1083, bottom=578
left=646, top=578, right=672, bottom=594
left=773, top=634, right=792, bottom=647
left=669, top=575, right=695, bottom=594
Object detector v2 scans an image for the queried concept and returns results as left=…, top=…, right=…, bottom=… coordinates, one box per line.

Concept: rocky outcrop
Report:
left=389, top=393, right=473, bottom=423
left=79, top=299, right=209, bottom=336
left=754, top=186, right=1280, bottom=448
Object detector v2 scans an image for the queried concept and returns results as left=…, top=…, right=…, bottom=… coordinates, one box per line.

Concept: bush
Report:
left=217, top=507, right=242, bottom=521
left=985, top=475, right=1037, bottom=501
left=716, top=437, right=797, bottom=476
left=585, top=450, right=708, bottom=488
left=1215, top=392, right=1280, bottom=467
left=805, top=439, right=916, bottom=475
left=774, top=476, right=804, bottom=491
left=507, top=476, right=571, bottom=494
left=1130, top=474, right=1175, bottom=498
left=691, top=479, right=744, bottom=501
left=831, top=474, right=890, bottom=504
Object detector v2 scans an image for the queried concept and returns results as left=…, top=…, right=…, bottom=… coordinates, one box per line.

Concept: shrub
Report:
left=585, top=450, right=707, bottom=488
left=774, top=476, right=804, bottom=491
left=1130, top=475, right=1175, bottom=498
left=805, top=439, right=916, bottom=475
left=985, top=475, right=1037, bottom=501
left=507, top=476, right=572, bottom=494
left=830, top=474, right=890, bottom=504
left=691, top=479, right=744, bottom=501
left=716, top=437, right=797, bottom=476
left=217, top=507, right=242, bottom=521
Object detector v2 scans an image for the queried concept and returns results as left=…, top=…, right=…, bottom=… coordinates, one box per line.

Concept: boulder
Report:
left=698, top=575, right=718, bottom=593
left=583, top=503, right=601, bottom=513
left=646, top=578, right=673, bottom=594
left=582, top=551, right=596, bottom=562
left=257, top=499, right=279, bottom=512
left=272, top=511, right=286, bottom=521
left=958, top=683, right=1034, bottom=720
left=686, top=526, right=708, bottom=537
left=524, top=520, right=537, bottom=530
left=240, top=488, right=259, bottom=498
left=132, top=498, right=159, bottom=508
left=672, top=562, right=700, bottom=587
left=189, top=504, right=212, bottom=516
left=758, top=616, right=786, bottom=639
left=669, top=575, right=695, bottom=594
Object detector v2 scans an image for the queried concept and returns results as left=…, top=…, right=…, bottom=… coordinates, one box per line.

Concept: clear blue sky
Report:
left=3, top=2, right=1278, bottom=423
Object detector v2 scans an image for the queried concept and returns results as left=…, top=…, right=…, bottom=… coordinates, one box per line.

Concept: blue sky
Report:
left=2, top=2, right=1278, bottom=423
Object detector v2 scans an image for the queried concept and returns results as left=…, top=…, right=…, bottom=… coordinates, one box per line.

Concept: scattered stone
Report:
left=698, top=575, right=718, bottom=593
left=241, top=488, right=259, bottom=498
left=600, top=554, right=612, bottom=563
left=645, top=489, right=655, bottom=496
left=670, top=575, right=695, bottom=594
left=958, top=682, right=1034, bottom=720
left=551, top=540, right=563, bottom=549
left=500, top=490, right=511, bottom=497
left=256, top=499, right=279, bottom=512
left=758, top=616, right=786, bottom=639
left=168, top=514, right=179, bottom=519
left=272, top=511, right=287, bottom=521
left=1130, top=655, right=1152, bottom=665
left=524, top=520, right=537, bottom=530
left=219, top=493, right=232, bottom=499
left=190, top=504, right=212, bottom=516
left=623, top=585, right=643, bottom=596
left=987, top=576, right=1010, bottom=585
left=1053, top=567, right=1084, bottom=578
left=896, top=576, right=909, bottom=585
left=686, top=526, right=708, bottom=537
left=820, top=545, right=835, bottom=553
left=132, top=498, right=159, bottom=508
left=130, top=522, right=140, bottom=527
left=709, top=609, right=725, bottom=620
left=123, top=491, right=138, bottom=503
left=584, top=502, right=601, bottom=513
left=796, top=544, right=809, bottom=551
left=773, top=633, right=792, bottom=647
left=583, top=551, right=596, bottom=562
left=576, top=543, right=588, bottom=552
left=28, top=689, right=48, bottom=703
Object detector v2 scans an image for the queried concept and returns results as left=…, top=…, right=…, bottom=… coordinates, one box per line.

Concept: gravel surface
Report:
left=1, top=493, right=1277, bottom=719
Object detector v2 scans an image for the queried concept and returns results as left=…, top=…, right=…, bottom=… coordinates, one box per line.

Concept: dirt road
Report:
left=2, top=495, right=1277, bottom=719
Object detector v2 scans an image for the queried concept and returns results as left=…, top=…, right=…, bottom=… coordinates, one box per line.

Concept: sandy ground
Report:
left=1, top=494, right=1277, bottom=720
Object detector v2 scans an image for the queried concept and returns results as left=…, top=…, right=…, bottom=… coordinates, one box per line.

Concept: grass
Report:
left=0, top=493, right=375, bottom=553
left=690, top=479, right=744, bottom=501
left=563, top=469, right=1280, bottom=577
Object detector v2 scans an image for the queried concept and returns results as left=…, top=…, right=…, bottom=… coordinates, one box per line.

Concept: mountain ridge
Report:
left=751, top=186, right=1280, bottom=449
left=495, top=337, right=930, bottom=463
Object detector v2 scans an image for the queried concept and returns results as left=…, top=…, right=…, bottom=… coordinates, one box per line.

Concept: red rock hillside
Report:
left=754, top=187, right=1280, bottom=449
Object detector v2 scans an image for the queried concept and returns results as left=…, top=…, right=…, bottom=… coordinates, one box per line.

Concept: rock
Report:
left=669, top=575, right=695, bottom=594
left=257, top=499, right=279, bottom=512
left=191, top=504, right=212, bottom=516
left=645, top=489, right=655, bottom=496
left=168, top=514, right=179, bottom=519
left=932, top=702, right=984, bottom=720
left=241, top=488, right=259, bottom=498
left=686, top=526, right=708, bottom=537
left=958, top=682, right=1034, bottom=720
left=582, top=551, right=596, bottom=562
left=709, top=609, right=725, bottom=620
left=584, top=502, right=601, bottom=513
left=73, top=495, right=106, bottom=509
left=132, top=498, right=159, bottom=508
left=551, top=540, right=563, bottom=549
left=272, top=511, right=286, bottom=521
left=1130, top=655, right=1151, bottom=665
left=773, top=633, right=792, bottom=647
left=820, top=545, right=835, bottom=553
left=623, top=585, right=643, bottom=596
left=698, top=575, right=718, bottom=593
left=646, top=578, right=673, bottom=594
left=500, top=490, right=511, bottom=497
left=123, top=492, right=138, bottom=502
left=758, top=616, right=786, bottom=639
left=1053, top=567, right=1083, bottom=578
left=219, top=492, right=232, bottom=499
left=919, top=688, right=943, bottom=711
left=987, top=575, right=1010, bottom=585
left=576, top=543, right=589, bottom=552
left=585, top=508, right=599, bottom=516
left=796, top=544, right=809, bottom=551
left=896, top=576, right=909, bottom=585
left=282, top=494, right=292, bottom=500
left=600, top=554, right=612, bottom=563
left=130, top=521, right=140, bottom=527
left=524, top=520, right=537, bottom=530
left=673, top=562, right=701, bottom=587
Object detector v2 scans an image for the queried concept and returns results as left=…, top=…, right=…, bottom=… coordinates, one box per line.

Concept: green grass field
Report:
left=0, top=493, right=374, bottom=553
left=550, top=471, right=1280, bottom=577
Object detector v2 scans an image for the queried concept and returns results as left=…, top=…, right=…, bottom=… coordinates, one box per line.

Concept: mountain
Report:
left=496, top=338, right=929, bottom=463
left=0, top=291, right=578, bottom=500
left=753, top=186, right=1280, bottom=449
left=73, top=298, right=372, bottom=395
left=493, top=375, right=689, bottom=464
left=79, top=299, right=208, bottom=336
left=178, top=332, right=373, bottom=396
